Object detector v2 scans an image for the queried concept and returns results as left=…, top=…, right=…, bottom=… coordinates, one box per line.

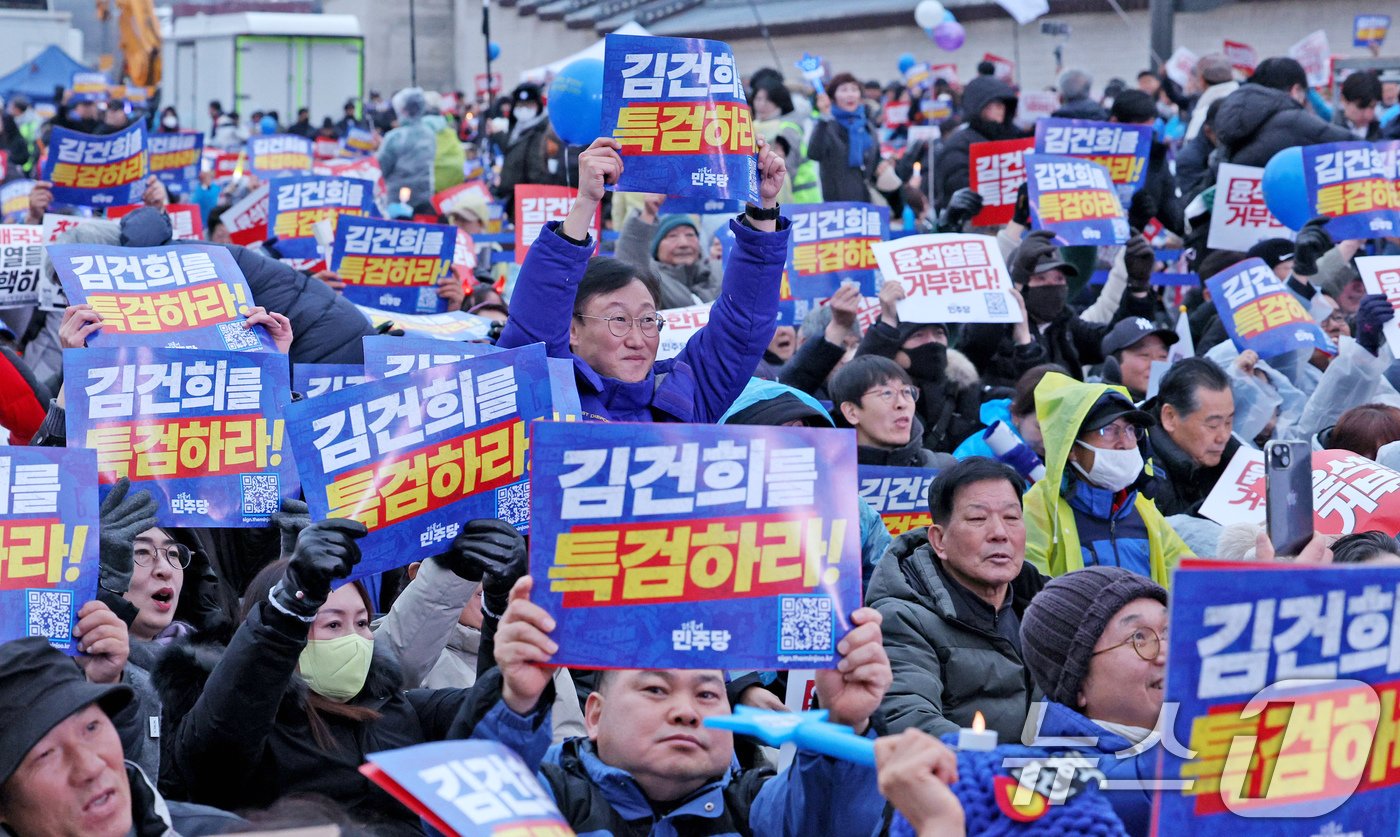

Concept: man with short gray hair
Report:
left=1053, top=69, right=1107, bottom=120
left=1185, top=53, right=1239, bottom=140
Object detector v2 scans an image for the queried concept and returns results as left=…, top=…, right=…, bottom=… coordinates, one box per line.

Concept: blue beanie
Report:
left=259, top=115, right=278, bottom=135
left=650, top=214, right=699, bottom=260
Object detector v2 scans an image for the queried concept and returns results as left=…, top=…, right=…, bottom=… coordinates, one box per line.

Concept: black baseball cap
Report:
left=1101, top=316, right=1179, bottom=356
left=1081, top=391, right=1154, bottom=433
left=1032, top=257, right=1080, bottom=279
left=0, top=637, right=134, bottom=787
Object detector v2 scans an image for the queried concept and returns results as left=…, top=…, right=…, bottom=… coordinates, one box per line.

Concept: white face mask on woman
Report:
left=161, top=115, right=178, bottom=129
left=513, top=105, right=538, bottom=123
left=1072, top=441, right=1143, bottom=492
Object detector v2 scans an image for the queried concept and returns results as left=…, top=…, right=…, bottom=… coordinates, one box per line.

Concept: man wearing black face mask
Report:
left=961, top=230, right=1157, bottom=389
left=931, top=75, right=1025, bottom=211
left=855, top=281, right=982, bottom=454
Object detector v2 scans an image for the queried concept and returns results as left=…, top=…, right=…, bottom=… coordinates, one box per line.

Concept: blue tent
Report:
left=0, top=45, right=94, bottom=106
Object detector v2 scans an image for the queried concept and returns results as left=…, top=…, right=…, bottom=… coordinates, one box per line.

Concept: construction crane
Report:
left=95, top=0, right=163, bottom=92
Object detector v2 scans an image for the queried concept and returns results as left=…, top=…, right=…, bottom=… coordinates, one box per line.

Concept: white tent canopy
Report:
left=520, top=20, right=651, bottom=83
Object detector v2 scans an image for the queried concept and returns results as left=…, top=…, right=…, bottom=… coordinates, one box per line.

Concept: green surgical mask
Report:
left=298, top=633, right=373, bottom=703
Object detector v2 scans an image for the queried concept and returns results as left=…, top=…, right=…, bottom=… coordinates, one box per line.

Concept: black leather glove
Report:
left=1291, top=216, right=1333, bottom=277
left=1123, top=234, right=1155, bottom=291
left=436, top=518, right=528, bottom=618
left=98, top=477, right=158, bottom=596
left=1011, top=181, right=1031, bottom=228
left=1355, top=293, right=1395, bottom=357
left=272, top=518, right=368, bottom=618
left=936, top=187, right=984, bottom=232
left=1127, top=188, right=1158, bottom=233
left=270, top=497, right=312, bottom=560
left=1010, top=229, right=1059, bottom=286
left=375, top=321, right=407, bottom=337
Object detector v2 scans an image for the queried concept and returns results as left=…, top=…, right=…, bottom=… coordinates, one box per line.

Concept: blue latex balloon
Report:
left=488, top=41, right=501, bottom=61
left=898, top=53, right=917, bottom=74
left=547, top=57, right=604, bottom=147
left=1261, top=146, right=1311, bottom=231
left=942, top=8, right=956, bottom=22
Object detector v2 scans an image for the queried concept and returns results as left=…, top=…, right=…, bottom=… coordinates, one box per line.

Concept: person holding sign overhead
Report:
left=497, top=135, right=790, bottom=423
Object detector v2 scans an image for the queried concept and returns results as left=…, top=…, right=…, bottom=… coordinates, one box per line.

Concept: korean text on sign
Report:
left=49, top=243, right=276, bottom=352
left=1, top=180, right=33, bottom=222
left=248, top=134, right=314, bottom=177
left=147, top=132, right=203, bottom=188
left=969, top=138, right=1034, bottom=226
left=285, top=343, right=557, bottom=580
left=0, top=447, right=99, bottom=656
left=858, top=465, right=939, bottom=536
left=361, top=741, right=573, bottom=837
left=1024, top=153, right=1129, bottom=246
left=64, top=346, right=298, bottom=528
left=786, top=202, right=888, bottom=298
left=1301, top=142, right=1400, bottom=240
left=332, top=215, right=453, bottom=315
left=1208, top=163, right=1296, bottom=252
left=1354, top=14, right=1390, bottom=47
left=657, top=303, right=711, bottom=362
left=871, top=233, right=1021, bottom=325
left=1158, top=563, right=1400, bottom=833
left=602, top=33, right=759, bottom=203
left=1035, top=118, right=1151, bottom=203
left=106, top=203, right=206, bottom=242
left=41, top=122, right=148, bottom=207
left=1205, top=257, right=1329, bottom=359
left=268, top=175, right=377, bottom=259
left=514, top=184, right=600, bottom=265
left=294, top=363, right=368, bottom=400
left=1356, top=255, right=1400, bottom=354
left=354, top=305, right=494, bottom=343
left=0, top=225, right=44, bottom=308
left=529, top=420, right=864, bottom=671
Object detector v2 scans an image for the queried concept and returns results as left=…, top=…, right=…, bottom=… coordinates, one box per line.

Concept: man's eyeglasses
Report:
left=574, top=314, right=666, bottom=338
left=133, top=544, right=192, bottom=571
left=1092, top=422, right=1143, bottom=443
left=1092, top=626, right=1164, bottom=661
left=863, top=385, right=921, bottom=404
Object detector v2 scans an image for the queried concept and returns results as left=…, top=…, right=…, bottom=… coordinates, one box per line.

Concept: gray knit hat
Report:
left=1020, top=567, right=1167, bottom=707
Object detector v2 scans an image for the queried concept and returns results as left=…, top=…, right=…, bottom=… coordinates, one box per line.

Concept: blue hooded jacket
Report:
left=1032, top=700, right=1155, bottom=836
left=498, top=218, right=789, bottom=423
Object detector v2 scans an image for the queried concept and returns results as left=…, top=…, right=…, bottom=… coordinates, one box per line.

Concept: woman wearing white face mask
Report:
left=1022, top=372, right=1193, bottom=587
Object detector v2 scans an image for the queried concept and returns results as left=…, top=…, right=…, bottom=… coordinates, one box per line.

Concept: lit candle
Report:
left=398, top=186, right=411, bottom=204
left=957, top=710, right=998, bottom=751
left=913, top=162, right=922, bottom=174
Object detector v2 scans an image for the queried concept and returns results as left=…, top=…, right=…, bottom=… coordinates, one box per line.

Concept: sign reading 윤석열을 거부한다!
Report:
left=784, top=202, right=888, bottom=299
left=1034, top=117, right=1152, bottom=206
left=527, top=420, right=863, bottom=671
left=1301, top=141, right=1400, bottom=240
left=1206, top=257, right=1330, bottom=359
left=0, top=447, right=100, bottom=656
left=268, top=175, right=378, bottom=260
left=1208, top=163, right=1296, bottom=252
left=331, top=215, right=455, bottom=315
left=48, top=243, right=278, bottom=353
left=602, top=34, right=759, bottom=204
left=284, top=343, right=558, bottom=581
left=1155, top=561, right=1400, bottom=835
left=63, top=346, right=299, bottom=529
left=870, top=233, right=1021, bottom=325
left=1024, top=153, right=1129, bottom=246
left=40, top=122, right=148, bottom=207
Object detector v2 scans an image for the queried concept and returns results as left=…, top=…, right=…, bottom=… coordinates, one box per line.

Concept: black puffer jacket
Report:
left=933, top=76, right=1023, bottom=209
left=1214, top=84, right=1352, bottom=167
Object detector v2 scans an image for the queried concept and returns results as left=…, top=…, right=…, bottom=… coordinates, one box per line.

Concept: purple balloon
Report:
left=932, top=20, right=965, bottom=51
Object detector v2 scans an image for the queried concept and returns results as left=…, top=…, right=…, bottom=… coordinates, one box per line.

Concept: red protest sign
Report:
left=1202, top=447, right=1400, bottom=536
left=1223, top=39, right=1257, bottom=75
left=223, top=183, right=269, bottom=246
left=106, top=203, right=206, bottom=241
left=513, top=184, right=600, bottom=264
left=969, top=137, right=1034, bottom=226
left=884, top=103, right=910, bottom=128
left=474, top=73, right=503, bottom=96
left=982, top=53, right=1015, bottom=84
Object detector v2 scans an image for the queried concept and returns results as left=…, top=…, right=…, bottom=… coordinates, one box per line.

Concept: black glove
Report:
left=270, top=497, right=311, bottom=560
left=375, top=321, right=407, bottom=338
left=1011, top=181, right=1031, bottom=227
left=1010, top=229, right=1059, bottom=286
left=1127, top=188, right=1158, bottom=233
left=1123, top=234, right=1155, bottom=291
left=936, top=188, right=983, bottom=232
left=1291, top=216, right=1333, bottom=277
left=1355, top=293, right=1394, bottom=357
left=272, top=518, right=369, bottom=618
left=98, top=477, right=158, bottom=596
left=436, top=518, right=527, bottom=617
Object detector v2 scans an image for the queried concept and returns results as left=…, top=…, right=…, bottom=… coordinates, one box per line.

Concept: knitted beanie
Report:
left=1019, top=567, right=1167, bottom=707
left=650, top=214, right=699, bottom=259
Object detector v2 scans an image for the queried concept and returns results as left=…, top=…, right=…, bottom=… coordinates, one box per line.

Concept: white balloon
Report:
left=914, top=0, right=947, bottom=29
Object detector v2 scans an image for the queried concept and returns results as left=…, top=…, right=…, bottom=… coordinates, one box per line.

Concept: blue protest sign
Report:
left=1354, top=14, right=1390, bottom=47
left=1, top=179, right=33, bottom=222
left=602, top=34, right=759, bottom=203
left=293, top=363, right=367, bottom=399
left=344, top=127, right=377, bottom=156
left=1025, top=153, right=1129, bottom=246
left=1300, top=142, right=1400, bottom=240
left=0, top=447, right=100, bottom=655
left=147, top=131, right=203, bottom=190
left=49, top=243, right=276, bottom=352
left=858, top=464, right=938, bottom=536
left=331, top=215, right=454, bottom=314
left=529, top=420, right=863, bottom=670
left=787, top=202, right=888, bottom=298
left=658, top=196, right=742, bottom=215
left=1035, top=117, right=1152, bottom=204
left=361, top=741, right=571, bottom=837
left=1087, top=269, right=1200, bottom=287
left=1157, top=562, right=1400, bottom=834
left=64, top=347, right=299, bottom=527
left=285, top=343, right=555, bottom=580
left=69, top=72, right=109, bottom=104
left=1207, top=257, right=1329, bottom=358
left=248, top=134, right=314, bottom=177
left=268, top=175, right=378, bottom=259
left=41, top=122, right=148, bottom=208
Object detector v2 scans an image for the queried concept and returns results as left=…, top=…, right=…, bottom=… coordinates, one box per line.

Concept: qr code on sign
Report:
left=495, top=480, right=530, bottom=528
left=241, top=473, right=280, bottom=516
left=27, top=589, right=74, bottom=646
left=219, top=320, right=263, bottom=351
left=779, top=596, right=834, bottom=654
left=984, top=292, right=1008, bottom=317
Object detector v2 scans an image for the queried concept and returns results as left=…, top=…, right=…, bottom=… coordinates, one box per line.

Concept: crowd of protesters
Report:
left=1, top=26, right=1400, bottom=837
